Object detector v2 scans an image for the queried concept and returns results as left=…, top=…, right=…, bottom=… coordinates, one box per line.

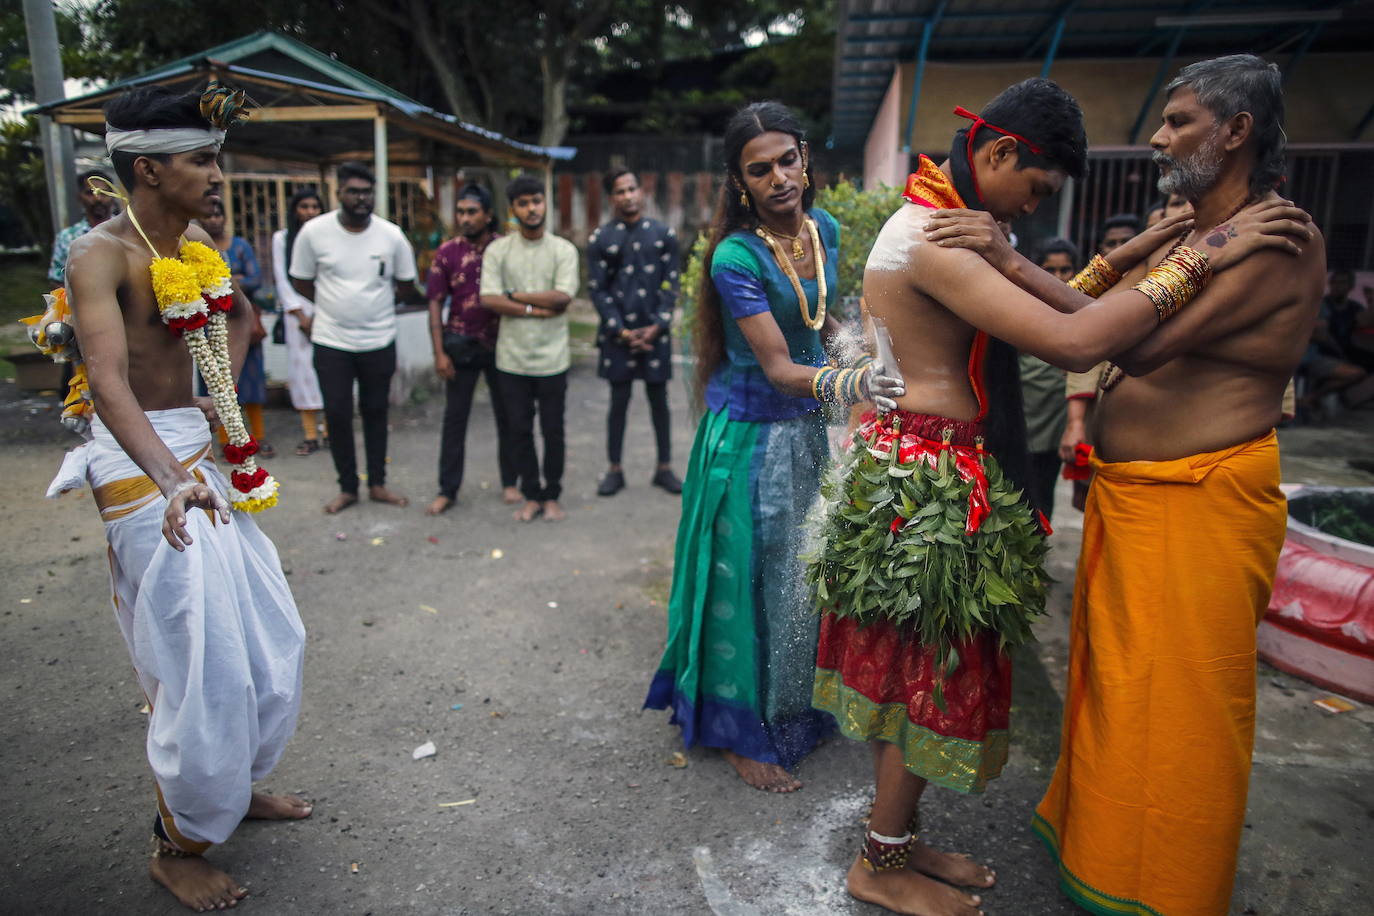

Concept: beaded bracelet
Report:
left=1133, top=246, right=1210, bottom=321
left=1069, top=253, right=1122, bottom=299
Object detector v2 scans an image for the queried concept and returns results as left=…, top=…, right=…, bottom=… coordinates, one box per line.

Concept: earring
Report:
left=739, top=189, right=750, bottom=208
left=803, top=172, right=810, bottom=189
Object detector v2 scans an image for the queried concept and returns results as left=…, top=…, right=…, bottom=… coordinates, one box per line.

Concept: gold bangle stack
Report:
left=1132, top=245, right=1210, bottom=322
left=1068, top=254, right=1121, bottom=298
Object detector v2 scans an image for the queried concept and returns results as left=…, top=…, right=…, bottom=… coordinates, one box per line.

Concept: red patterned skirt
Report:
left=811, top=409, right=1014, bottom=794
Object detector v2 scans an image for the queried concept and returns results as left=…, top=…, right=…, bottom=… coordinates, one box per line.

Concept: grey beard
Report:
left=1154, top=135, right=1222, bottom=199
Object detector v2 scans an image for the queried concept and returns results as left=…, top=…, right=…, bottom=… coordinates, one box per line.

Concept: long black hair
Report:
left=693, top=101, right=816, bottom=401
left=283, top=186, right=323, bottom=276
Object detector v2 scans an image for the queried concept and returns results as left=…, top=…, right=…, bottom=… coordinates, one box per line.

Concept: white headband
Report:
left=105, top=126, right=225, bottom=156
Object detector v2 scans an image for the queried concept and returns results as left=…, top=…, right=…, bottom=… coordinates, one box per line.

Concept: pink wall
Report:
left=863, top=69, right=906, bottom=190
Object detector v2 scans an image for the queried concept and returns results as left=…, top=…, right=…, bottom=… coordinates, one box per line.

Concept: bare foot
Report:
left=542, top=500, right=566, bottom=521
left=513, top=500, right=543, bottom=522
left=323, top=492, right=358, bottom=514
left=369, top=486, right=409, bottom=507
left=245, top=792, right=313, bottom=820
left=425, top=495, right=454, bottom=516
left=908, top=840, right=995, bottom=888
left=721, top=749, right=802, bottom=793
left=150, top=853, right=248, bottom=912
left=502, top=486, right=522, bottom=504
left=847, top=855, right=984, bottom=916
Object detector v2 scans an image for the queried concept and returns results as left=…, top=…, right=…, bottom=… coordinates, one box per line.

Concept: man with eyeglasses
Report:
left=290, top=161, right=420, bottom=513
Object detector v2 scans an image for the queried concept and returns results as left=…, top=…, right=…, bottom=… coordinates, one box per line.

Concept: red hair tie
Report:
left=953, top=105, right=1045, bottom=205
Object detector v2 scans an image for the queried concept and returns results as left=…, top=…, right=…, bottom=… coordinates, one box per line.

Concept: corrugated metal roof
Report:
left=831, top=0, right=1373, bottom=147
left=28, top=30, right=573, bottom=164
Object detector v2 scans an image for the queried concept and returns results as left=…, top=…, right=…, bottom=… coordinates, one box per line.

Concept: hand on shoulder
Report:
left=1198, top=195, right=1315, bottom=273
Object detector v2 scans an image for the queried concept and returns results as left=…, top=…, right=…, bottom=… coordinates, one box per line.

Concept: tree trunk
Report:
left=538, top=51, right=570, bottom=149
left=406, top=0, right=482, bottom=122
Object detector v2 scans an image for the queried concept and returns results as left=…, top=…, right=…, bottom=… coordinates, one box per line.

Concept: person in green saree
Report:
left=644, top=101, right=899, bottom=792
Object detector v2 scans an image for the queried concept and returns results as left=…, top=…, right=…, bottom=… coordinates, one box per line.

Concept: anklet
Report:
left=150, top=835, right=194, bottom=859
left=860, top=829, right=914, bottom=871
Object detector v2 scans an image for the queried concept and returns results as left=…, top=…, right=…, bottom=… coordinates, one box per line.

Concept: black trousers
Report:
left=313, top=341, right=395, bottom=495
left=1026, top=449, right=1061, bottom=522
left=607, top=379, right=671, bottom=466
left=496, top=369, right=567, bottom=502
left=438, top=356, right=517, bottom=498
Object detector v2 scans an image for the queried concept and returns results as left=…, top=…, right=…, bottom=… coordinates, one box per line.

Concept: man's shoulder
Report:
left=591, top=220, right=621, bottom=240
left=485, top=234, right=516, bottom=256
left=644, top=218, right=676, bottom=242
left=366, top=215, right=408, bottom=241
left=435, top=236, right=466, bottom=257
left=67, top=221, right=124, bottom=262
left=547, top=232, right=578, bottom=253
left=295, top=213, right=334, bottom=241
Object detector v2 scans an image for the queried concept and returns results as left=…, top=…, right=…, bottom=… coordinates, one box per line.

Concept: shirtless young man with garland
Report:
left=930, top=54, right=1323, bottom=916
left=61, top=83, right=311, bottom=912
left=808, top=74, right=1310, bottom=916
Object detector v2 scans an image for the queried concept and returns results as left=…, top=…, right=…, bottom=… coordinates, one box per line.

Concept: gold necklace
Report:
left=756, top=216, right=826, bottom=330
left=760, top=222, right=806, bottom=260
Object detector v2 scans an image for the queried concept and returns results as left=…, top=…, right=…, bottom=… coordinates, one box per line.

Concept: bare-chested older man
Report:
left=929, top=55, right=1321, bottom=916
left=61, top=83, right=310, bottom=912
left=807, top=72, right=1310, bottom=916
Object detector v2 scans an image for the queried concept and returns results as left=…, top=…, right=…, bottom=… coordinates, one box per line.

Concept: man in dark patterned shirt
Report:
left=588, top=170, right=682, bottom=496
left=425, top=184, right=517, bottom=515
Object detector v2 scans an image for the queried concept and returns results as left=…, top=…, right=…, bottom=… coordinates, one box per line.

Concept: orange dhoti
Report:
left=1033, top=431, right=1287, bottom=916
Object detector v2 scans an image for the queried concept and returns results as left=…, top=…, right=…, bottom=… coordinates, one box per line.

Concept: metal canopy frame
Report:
left=831, top=0, right=1368, bottom=150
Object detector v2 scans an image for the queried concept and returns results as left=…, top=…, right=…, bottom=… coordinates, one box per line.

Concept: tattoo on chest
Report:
left=1205, top=223, right=1240, bottom=248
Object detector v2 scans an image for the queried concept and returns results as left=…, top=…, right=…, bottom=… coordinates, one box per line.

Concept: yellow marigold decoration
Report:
left=180, top=240, right=232, bottom=290
left=149, top=257, right=204, bottom=316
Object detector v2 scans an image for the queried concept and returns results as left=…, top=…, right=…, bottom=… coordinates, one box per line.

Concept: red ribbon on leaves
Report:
left=858, top=414, right=992, bottom=536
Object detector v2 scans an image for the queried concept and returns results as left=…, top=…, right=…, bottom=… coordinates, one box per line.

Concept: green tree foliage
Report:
left=0, top=1, right=135, bottom=108
left=75, top=0, right=834, bottom=147
left=0, top=118, right=52, bottom=250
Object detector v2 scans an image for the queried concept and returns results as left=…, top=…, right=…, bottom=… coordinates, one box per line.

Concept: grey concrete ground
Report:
left=1, top=346, right=1369, bottom=916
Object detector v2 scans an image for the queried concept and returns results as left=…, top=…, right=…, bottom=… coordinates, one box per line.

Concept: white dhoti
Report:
left=49, top=408, right=305, bottom=850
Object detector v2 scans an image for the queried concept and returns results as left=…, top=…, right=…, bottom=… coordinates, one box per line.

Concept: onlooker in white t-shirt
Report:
left=290, top=161, right=419, bottom=514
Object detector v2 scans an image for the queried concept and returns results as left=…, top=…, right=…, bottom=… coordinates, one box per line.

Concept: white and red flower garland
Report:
left=154, top=240, right=278, bottom=512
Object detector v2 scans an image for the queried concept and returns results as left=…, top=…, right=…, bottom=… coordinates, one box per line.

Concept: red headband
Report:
left=954, top=105, right=1045, bottom=204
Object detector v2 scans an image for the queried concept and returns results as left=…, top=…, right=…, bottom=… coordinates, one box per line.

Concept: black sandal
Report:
left=295, top=439, right=319, bottom=456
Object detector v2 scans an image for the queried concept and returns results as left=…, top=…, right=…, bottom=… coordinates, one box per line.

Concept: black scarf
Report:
left=948, top=127, right=983, bottom=210
left=941, top=127, right=1032, bottom=500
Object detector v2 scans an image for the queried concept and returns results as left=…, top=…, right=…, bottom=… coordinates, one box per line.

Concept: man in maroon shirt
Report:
left=426, top=185, right=518, bottom=514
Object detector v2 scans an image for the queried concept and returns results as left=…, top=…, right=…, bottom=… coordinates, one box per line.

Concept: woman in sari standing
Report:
left=645, top=101, right=898, bottom=791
